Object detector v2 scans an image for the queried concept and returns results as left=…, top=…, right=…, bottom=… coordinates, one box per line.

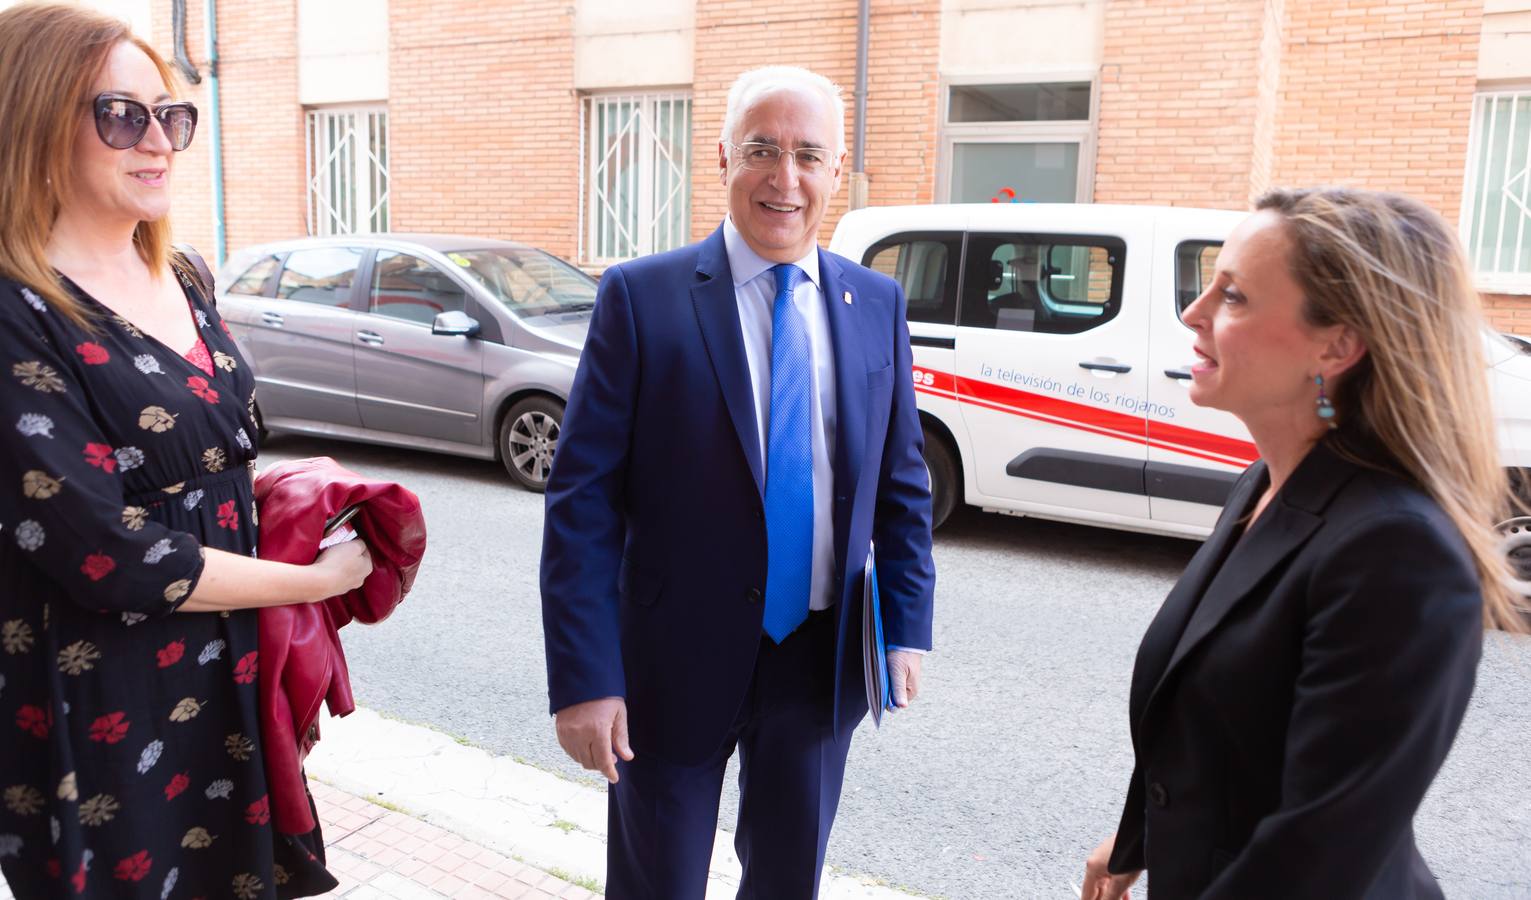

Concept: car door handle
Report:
left=1164, top=367, right=1193, bottom=380
left=261, top=312, right=284, bottom=327
left=1079, top=361, right=1132, bottom=374
left=357, top=331, right=385, bottom=346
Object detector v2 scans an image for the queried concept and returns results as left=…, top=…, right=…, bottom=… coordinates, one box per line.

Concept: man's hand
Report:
left=554, top=696, right=633, bottom=783
left=887, top=649, right=924, bottom=708
left=1080, top=832, right=1140, bottom=900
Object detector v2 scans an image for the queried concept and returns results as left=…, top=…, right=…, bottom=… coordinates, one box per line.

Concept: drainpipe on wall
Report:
left=849, top=0, right=870, bottom=210
left=204, top=0, right=227, bottom=266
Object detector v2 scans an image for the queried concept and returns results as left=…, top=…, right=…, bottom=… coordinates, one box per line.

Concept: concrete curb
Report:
left=305, top=707, right=920, bottom=898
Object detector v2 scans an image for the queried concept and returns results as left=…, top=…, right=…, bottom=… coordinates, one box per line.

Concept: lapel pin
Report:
left=842, top=291, right=853, bottom=305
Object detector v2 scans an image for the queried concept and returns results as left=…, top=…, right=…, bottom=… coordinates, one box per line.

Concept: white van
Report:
left=829, top=204, right=1531, bottom=567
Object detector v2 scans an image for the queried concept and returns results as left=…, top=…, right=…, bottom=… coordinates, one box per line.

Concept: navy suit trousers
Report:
left=605, top=610, right=852, bottom=900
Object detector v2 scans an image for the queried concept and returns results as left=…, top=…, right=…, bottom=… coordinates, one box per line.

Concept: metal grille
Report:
left=580, top=93, right=691, bottom=264
left=305, top=107, right=390, bottom=237
left=1464, top=90, right=1531, bottom=291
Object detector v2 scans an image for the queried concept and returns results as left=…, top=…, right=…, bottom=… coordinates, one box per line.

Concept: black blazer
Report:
left=1108, top=440, right=1483, bottom=898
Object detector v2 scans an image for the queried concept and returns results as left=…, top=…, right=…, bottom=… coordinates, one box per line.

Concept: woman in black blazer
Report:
left=1081, top=188, right=1524, bottom=900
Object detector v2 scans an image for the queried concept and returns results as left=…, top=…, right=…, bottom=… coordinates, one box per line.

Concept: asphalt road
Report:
left=262, top=435, right=1531, bottom=899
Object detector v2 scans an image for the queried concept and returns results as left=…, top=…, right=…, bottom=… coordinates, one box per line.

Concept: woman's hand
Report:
left=1081, top=832, right=1141, bottom=900
left=313, top=539, right=372, bottom=597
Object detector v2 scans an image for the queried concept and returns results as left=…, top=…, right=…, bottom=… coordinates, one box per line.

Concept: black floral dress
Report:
left=0, top=269, right=334, bottom=899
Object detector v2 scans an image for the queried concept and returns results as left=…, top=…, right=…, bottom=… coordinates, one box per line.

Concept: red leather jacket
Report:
left=253, top=457, right=426, bottom=834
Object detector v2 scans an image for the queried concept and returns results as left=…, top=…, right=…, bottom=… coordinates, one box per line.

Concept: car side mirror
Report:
left=432, top=310, right=480, bottom=337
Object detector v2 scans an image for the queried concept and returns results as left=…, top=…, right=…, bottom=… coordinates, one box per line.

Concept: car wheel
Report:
left=500, top=396, right=564, bottom=492
left=923, top=425, right=959, bottom=530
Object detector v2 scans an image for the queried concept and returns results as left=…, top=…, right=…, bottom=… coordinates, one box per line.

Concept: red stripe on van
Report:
left=912, top=366, right=1257, bottom=468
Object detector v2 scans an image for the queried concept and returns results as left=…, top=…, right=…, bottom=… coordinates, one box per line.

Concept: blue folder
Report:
left=863, top=543, right=894, bottom=728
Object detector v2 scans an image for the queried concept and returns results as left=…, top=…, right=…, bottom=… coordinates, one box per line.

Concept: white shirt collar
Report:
left=722, top=217, right=821, bottom=291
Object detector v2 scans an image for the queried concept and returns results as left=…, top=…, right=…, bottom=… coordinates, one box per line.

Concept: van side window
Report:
left=1175, top=241, right=1222, bottom=318
left=862, top=233, right=962, bottom=326
left=959, top=234, right=1125, bottom=334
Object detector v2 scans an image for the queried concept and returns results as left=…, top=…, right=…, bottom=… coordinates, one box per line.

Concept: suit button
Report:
left=1148, top=782, right=1169, bottom=808
left=754, top=506, right=764, bottom=520
left=746, top=587, right=762, bottom=604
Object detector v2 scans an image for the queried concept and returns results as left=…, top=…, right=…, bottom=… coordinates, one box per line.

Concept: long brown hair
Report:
left=0, top=2, right=182, bottom=328
left=1258, top=187, right=1523, bottom=631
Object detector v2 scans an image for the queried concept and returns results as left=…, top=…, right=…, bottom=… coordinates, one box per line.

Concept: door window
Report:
left=959, top=234, right=1124, bottom=334
left=369, top=251, right=466, bottom=325
left=1175, top=241, right=1222, bottom=318
left=227, top=255, right=280, bottom=296
left=863, top=234, right=962, bottom=326
left=276, top=248, right=362, bottom=308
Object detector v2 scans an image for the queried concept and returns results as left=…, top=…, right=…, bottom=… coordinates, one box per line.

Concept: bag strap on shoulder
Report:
left=172, top=243, right=216, bottom=306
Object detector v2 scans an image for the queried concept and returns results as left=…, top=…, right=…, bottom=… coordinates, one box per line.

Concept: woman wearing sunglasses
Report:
left=0, top=4, right=371, bottom=898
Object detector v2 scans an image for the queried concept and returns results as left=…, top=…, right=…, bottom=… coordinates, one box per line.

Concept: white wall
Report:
left=573, top=0, right=694, bottom=90
left=1482, top=0, right=1531, bottom=83
left=940, top=0, right=1104, bottom=78
left=298, top=0, right=388, bottom=105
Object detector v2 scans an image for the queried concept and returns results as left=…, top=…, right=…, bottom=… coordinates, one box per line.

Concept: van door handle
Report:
left=1164, top=368, right=1193, bottom=380
left=1079, top=361, right=1132, bottom=374
left=261, top=312, right=284, bottom=327
left=357, top=331, right=385, bottom=346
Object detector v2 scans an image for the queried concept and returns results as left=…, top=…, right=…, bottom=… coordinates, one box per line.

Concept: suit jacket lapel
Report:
left=1129, top=463, right=1265, bottom=724
left=1139, top=443, right=1360, bottom=725
left=691, top=227, right=764, bottom=495
left=819, top=249, right=867, bottom=515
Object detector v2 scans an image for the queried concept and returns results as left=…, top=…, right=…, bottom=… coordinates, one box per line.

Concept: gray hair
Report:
left=719, top=66, right=846, bottom=154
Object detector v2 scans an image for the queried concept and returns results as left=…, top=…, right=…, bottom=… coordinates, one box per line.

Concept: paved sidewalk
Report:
left=1, top=708, right=920, bottom=899
left=312, top=780, right=596, bottom=899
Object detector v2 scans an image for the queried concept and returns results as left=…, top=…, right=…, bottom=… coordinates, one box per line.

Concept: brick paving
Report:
left=310, top=780, right=599, bottom=899
left=0, top=780, right=599, bottom=900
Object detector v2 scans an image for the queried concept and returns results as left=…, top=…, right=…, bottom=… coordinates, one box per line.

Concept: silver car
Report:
left=216, top=234, right=592, bottom=491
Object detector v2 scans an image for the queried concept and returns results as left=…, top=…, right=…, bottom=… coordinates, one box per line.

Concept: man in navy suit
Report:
left=539, top=66, right=936, bottom=899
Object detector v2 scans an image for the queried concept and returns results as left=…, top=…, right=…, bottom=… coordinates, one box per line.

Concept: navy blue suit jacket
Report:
left=540, top=226, right=936, bottom=765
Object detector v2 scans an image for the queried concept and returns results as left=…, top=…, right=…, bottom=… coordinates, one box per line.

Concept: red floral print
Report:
left=15, top=704, right=51, bottom=738
left=112, top=850, right=152, bottom=882
left=83, top=442, right=117, bottom=473
left=71, top=857, right=87, bottom=894
left=157, top=639, right=186, bottom=668
left=163, top=771, right=190, bottom=801
left=233, top=651, right=258, bottom=685
left=186, top=375, right=219, bottom=405
left=244, top=795, right=270, bottom=825
left=217, top=499, right=239, bottom=530
left=76, top=342, right=110, bottom=365
left=88, top=711, right=130, bottom=744
left=80, top=553, right=115, bottom=582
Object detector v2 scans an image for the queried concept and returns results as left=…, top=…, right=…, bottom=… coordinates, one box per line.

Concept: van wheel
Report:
left=500, top=396, right=563, bottom=492
left=923, top=426, right=959, bottom=530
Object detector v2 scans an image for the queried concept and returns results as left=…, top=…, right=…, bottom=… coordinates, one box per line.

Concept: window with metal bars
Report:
left=580, top=92, right=692, bottom=264
left=305, top=107, right=390, bottom=237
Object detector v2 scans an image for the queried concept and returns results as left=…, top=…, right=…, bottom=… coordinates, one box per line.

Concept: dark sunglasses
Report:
left=92, top=93, right=198, bottom=151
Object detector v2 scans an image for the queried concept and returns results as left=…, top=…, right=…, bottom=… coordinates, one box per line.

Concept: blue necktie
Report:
left=762, top=263, right=814, bottom=643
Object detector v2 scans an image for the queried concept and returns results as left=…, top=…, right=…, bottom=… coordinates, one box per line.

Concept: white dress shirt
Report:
left=723, top=217, right=838, bottom=611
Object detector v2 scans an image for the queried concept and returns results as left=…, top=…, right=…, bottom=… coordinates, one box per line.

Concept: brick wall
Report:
left=154, top=0, right=304, bottom=263
left=1271, top=0, right=1482, bottom=222
left=1485, top=292, right=1531, bottom=334
left=153, top=1, right=212, bottom=259
left=691, top=0, right=941, bottom=247
left=387, top=2, right=579, bottom=259
left=1094, top=0, right=1269, bottom=208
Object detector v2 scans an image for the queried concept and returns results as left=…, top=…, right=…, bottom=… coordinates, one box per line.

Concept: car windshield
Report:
left=442, top=247, right=597, bottom=316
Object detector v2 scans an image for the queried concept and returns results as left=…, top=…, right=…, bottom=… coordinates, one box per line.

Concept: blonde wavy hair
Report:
left=1257, top=187, right=1524, bottom=631
left=0, top=1, right=183, bottom=328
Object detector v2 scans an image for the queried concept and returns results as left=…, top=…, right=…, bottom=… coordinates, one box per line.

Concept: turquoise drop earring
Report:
left=1315, top=375, right=1337, bottom=428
